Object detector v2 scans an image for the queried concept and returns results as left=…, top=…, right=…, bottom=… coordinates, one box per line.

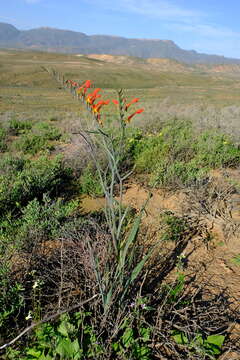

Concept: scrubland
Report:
left=0, top=49, right=240, bottom=359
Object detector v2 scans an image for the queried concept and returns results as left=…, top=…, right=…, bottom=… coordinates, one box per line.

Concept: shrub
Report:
left=8, top=118, right=32, bottom=135
left=151, top=159, right=208, bottom=187
left=18, top=195, right=79, bottom=251
left=0, top=127, right=7, bottom=152
left=15, top=134, right=50, bottom=154
left=14, top=122, right=62, bottom=154
left=194, top=130, right=240, bottom=168
left=0, top=155, right=72, bottom=216
left=160, top=211, right=190, bottom=242
left=132, top=120, right=240, bottom=188
left=0, top=155, right=26, bottom=175
left=80, top=165, right=103, bottom=197
left=34, top=122, right=62, bottom=141
left=0, top=276, right=25, bottom=342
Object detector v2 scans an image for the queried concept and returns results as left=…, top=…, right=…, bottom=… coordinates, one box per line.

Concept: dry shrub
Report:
left=183, top=177, right=240, bottom=240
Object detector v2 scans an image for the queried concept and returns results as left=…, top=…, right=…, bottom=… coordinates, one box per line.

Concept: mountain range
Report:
left=1, top=22, right=240, bottom=65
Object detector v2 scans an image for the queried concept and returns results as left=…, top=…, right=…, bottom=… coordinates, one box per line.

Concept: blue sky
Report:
left=1, top=0, right=240, bottom=58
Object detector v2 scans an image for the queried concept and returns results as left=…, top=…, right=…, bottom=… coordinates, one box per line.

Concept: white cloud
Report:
left=166, top=22, right=240, bottom=57
left=85, top=0, right=240, bottom=57
left=86, top=0, right=203, bottom=21
left=0, top=16, right=17, bottom=22
left=171, top=22, right=239, bottom=39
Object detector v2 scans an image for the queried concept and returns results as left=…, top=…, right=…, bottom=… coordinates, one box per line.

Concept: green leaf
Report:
left=120, top=246, right=154, bottom=303
left=103, top=287, right=113, bottom=311
left=172, top=332, right=188, bottom=345
left=39, top=355, right=52, bottom=360
left=58, top=319, right=75, bottom=337
left=26, top=348, right=42, bottom=358
left=139, top=327, right=151, bottom=342
left=135, top=344, right=151, bottom=359
left=194, top=334, right=204, bottom=346
left=112, top=342, right=120, bottom=352
left=231, top=254, right=240, bottom=266
left=72, top=339, right=82, bottom=359
left=169, top=273, right=185, bottom=300
left=117, top=210, right=142, bottom=276
left=206, top=335, right=225, bottom=348
left=56, top=338, right=75, bottom=357
left=72, top=339, right=80, bottom=352
left=130, top=249, right=153, bottom=283
left=122, top=327, right=134, bottom=348
left=58, top=321, right=69, bottom=337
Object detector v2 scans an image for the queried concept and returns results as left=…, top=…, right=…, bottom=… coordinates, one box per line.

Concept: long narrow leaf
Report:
left=116, top=210, right=142, bottom=277
left=103, top=288, right=113, bottom=313
left=130, top=249, right=153, bottom=283
left=120, top=247, right=154, bottom=303
left=116, top=194, right=151, bottom=278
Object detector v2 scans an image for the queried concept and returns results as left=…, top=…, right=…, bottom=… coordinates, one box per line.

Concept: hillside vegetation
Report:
left=0, top=49, right=240, bottom=359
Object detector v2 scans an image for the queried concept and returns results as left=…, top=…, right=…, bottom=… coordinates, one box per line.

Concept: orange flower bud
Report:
left=125, top=98, right=139, bottom=111
left=126, top=108, right=144, bottom=123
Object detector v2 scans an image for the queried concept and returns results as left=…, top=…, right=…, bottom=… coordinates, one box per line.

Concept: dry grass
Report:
left=2, top=48, right=240, bottom=140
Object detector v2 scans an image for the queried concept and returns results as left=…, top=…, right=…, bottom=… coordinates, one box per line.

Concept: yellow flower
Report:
left=25, top=311, right=32, bottom=320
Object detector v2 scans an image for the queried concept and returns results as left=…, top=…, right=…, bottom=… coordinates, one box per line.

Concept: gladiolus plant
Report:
left=46, top=68, right=150, bottom=316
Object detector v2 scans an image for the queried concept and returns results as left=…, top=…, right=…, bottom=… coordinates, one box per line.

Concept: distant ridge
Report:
left=1, top=22, right=240, bottom=65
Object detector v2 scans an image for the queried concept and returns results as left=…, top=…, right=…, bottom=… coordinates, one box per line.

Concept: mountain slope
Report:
left=1, top=22, right=240, bottom=65
left=0, top=23, right=20, bottom=43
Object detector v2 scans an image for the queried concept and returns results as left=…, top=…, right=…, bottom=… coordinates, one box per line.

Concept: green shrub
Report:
left=8, top=118, right=32, bottom=135
left=15, top=134, right=50, bottom=154
left=80, top=166, right=103, bottom=197
left=172, top=330, right=225, bottom=358
left=21, top=312, right=104, bottom=360
left=18, top=195, right=79, bottom=250
left=151, top=159, right=208, bottom=187
left=133, top=121, right=194, bottom=173
left=194, top=131, right=240, bottom=168
left=14, top=122, right=62, bottom=154
left=160, top=212, right=190, bottom=242
left=0, top=276, right=25, bottom=341
left=0, top=155, right=72, bottom=216
left=9, top=307, right=152, bottom=360
left=133, top=135, right=164, bottom=172
left=0, top=155, right=26, bottom=175
left=132, top=120, right=240, bottom=188
left=34, top=122, right=62, bottom=141
left=0, top=127, right=7, bottom=152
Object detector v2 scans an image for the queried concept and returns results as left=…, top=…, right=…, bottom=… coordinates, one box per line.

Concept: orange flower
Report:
left=126, top=108, right=144, bottom=123
left=78, top=80, right=92, bottom=97
left=112, top=99, right=119, bottom=105
left=92, top=88, right=101, bottom=96
left=125, top=98, right=139, bottom=111
left=92, top=99, right=110, bottom=114
left=87, top=94, right=101, bottom=105
left=84, top=80, right=91, bottom=89
left=83, top=80, right=91, bottom=95
left=86, top=88, right=102, bottom=105
left=76, top=85, right=84, bottom=94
